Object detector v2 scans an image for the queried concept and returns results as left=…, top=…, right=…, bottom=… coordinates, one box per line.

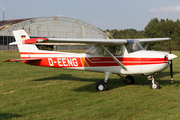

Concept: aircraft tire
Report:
left=124, top=75, right=135, bottom=84
left=96, top=81, right=108, bottom=91
left=150, top=81, right=160, bottom=89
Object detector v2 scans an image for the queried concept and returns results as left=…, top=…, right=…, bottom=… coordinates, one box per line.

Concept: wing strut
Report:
left=101, top=45, right=127, bottom=71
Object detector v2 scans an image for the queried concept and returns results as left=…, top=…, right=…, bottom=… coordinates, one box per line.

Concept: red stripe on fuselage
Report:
left=85, top=57, right=168, bottom=67
left=20, top=57, right=168, bottom=67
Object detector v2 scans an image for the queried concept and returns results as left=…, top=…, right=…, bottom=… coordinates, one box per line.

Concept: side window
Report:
left=85, top=46, right=97, bottom=55
left=115, top=46, right=123, bottom=56
left=103, top=45, right=123, bottom=56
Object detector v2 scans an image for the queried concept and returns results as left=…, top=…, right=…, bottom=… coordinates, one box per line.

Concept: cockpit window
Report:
left=125, top=40, right=144, bottom=53
left=103, top=45, right=123, bottom=56
left=85, top=46, right=97, bottom=55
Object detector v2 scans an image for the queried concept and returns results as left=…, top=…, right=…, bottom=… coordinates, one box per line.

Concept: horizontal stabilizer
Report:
left=2, top=58, right=42, bottom=62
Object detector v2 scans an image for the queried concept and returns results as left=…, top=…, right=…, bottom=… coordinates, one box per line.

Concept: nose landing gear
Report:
left=148, top=75, right=160, bottom=89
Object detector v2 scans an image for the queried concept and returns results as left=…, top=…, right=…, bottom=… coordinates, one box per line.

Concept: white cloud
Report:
left=160, top=6, right=180, bottom=12
left=149, top=6, right=180, bottom=13
left=149, top=8, right=156, bottom=13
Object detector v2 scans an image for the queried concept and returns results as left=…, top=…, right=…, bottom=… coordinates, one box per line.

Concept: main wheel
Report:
left=96, top=81, right=108, bottom=91
left=150, top=81, right=160, bottom=89
left=124, top=75, right=135, bottom=84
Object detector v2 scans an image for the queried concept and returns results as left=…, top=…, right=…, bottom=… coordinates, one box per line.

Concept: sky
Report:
left=1, top=0, right=180, bottom=31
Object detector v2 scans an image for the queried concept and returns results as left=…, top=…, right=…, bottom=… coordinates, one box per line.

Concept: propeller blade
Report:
left=170, top=60, right=173, bottom=83
left=168, top=31, right=173, bottom=83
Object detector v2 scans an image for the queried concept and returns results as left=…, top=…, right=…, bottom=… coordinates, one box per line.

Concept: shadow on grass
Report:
left=0, top=113, right=22, bottom=119
left=32, top=73, right=127, bottom=91
left=33, top=73, right=98, bottom=82
left=32, top=72, right=180, bottom=92
left=73, top=78, right=128, bottom=92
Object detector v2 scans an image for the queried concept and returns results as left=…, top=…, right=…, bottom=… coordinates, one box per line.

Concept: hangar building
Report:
left=0, top=16, right=107, bottom=50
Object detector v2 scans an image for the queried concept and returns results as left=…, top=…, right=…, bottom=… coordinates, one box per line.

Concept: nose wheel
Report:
left=150, top=81, right=160, bottom=89
left=148, top=75, right=160, bottom=89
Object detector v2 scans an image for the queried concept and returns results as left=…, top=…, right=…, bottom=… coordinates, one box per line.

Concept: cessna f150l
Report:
left=3, top=30, right=177, bottom=91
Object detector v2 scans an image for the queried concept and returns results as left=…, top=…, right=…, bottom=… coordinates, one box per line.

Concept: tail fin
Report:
left=12, top=30, right=39, bottom=52
left=13, top=30, right=30, bottom=41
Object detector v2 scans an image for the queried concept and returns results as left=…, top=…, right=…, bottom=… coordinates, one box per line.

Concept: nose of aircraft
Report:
left=168, top=54, right=177, bottom=60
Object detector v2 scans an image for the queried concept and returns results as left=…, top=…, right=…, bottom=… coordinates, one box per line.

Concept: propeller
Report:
left=168, top=31, right=173, bottom=83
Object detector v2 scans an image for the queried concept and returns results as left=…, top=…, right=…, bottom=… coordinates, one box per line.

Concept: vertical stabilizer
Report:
left=13, top=30, right=30, bottom=41
left=12, top=30, right=39, bottom=52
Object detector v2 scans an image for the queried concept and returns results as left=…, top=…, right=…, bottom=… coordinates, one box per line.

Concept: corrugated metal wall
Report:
left=0, top=16, right=107, bottom=50
left=0, top=16, right=107, bottom=38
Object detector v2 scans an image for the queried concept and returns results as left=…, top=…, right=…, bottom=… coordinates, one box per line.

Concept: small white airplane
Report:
left=3, top=30, right=177, bottom=91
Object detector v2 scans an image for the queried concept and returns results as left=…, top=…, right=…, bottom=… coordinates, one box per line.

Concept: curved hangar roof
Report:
left=0, top=16, right=107, bottom=38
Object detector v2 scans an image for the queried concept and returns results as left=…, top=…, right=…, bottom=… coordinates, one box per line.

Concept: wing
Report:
left=9, top=38, right=127, bottom=45
left=135, top=38, right=170, bottom=42
left=2, top=58, right=42, bottom=62
left=9, top=37, right=170, bottom=45
left=47, top=38, right=127, bottom=45
left=47, top=38, right=170, bottom=44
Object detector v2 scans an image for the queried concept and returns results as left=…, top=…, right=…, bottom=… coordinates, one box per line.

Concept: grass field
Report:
left=0, top=50, right=180, bottom=120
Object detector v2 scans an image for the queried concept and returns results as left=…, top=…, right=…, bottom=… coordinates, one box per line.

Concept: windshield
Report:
left=125, top=40, right=144, bottom=53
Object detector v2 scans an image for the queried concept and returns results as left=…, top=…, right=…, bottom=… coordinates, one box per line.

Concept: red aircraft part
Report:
left=2, top=58, right=42, bottom=62
left=22, top=38, right=48, bottom=44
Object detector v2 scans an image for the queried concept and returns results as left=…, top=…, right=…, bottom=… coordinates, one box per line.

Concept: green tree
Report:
left=105, top=18, right=180, bottom=50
